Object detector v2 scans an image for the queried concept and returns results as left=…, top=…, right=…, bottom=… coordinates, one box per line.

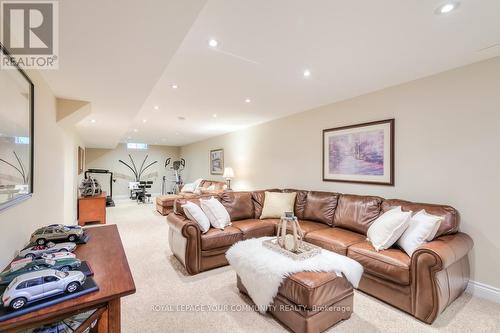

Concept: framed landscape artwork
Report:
left=323, top=119, right=394, bottom=185
left=210, top=149, right=224, bottom=175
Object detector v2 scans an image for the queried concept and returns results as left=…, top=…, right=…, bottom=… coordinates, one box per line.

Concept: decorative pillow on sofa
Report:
left=182, top=201, right=210, bottom=233
left=397, top=209, right=443, bottom=256
left=181, top=183, right=196, bottom=193
left=367, top=206, right=412, bottom=251
left=260, top=191, right=297, bottom=219
left=200, top=197, right=231, bottom=230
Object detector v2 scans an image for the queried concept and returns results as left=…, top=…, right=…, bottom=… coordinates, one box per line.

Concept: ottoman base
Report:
left=237, top=274, right=353, bottom=333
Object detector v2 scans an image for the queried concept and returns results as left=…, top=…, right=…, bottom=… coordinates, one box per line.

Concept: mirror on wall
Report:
left=0, top=44, right=34, bottom=212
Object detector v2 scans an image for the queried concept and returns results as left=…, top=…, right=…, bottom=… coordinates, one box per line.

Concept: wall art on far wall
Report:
left=210, top=149, right=224, bottom=175
left=323, top=119, right=394, bottom=185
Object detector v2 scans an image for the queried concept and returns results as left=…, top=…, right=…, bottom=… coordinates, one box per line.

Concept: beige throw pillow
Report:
left=260, top=192, right=296, bottom=219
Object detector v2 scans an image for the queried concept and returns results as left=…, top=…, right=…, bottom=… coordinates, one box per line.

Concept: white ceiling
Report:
left=40, top=0, right=208, bottom=148
left=43, top=0, right=500, bottom=148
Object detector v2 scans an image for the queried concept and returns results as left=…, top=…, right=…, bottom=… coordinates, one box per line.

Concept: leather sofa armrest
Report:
left=412, top=232, right=473, bottom=269
left=411, top=232, right=473, bottom=324
left=167, top=212, right=201, bottom=236
left=167, top=213, right=201, bottom=274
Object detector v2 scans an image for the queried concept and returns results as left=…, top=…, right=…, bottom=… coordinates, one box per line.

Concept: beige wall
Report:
left=86, top=144, right=180, bottom=197
left=181, top=57, right=500, bottom=289
left=0, top=69, right=83, bottom=269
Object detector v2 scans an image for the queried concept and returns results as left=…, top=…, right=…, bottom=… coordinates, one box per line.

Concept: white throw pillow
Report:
left=193, top=178, right=204, bottom=190
left=200, top=197, right=231, bottom=230
left=260, top=192, right=297, bottom=219
left=181, top=183, right=196, bottom=193
left=182, top=201, right=210, bottom=233
left=397, top=210, right=443, bottom=256
left=367, top=207, right=412, bottom=251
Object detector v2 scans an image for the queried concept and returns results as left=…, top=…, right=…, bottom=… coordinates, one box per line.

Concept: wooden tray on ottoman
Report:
left=262, top=238, right=322, bottom=260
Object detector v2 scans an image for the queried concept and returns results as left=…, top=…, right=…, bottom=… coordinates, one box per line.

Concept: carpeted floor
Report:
left=105, top=199, right=500, bottom=332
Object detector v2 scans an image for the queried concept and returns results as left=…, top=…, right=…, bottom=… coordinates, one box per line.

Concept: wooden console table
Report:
left=0, top=225, right=136, bottom=333
left=78, top=192, right=107, bottom=225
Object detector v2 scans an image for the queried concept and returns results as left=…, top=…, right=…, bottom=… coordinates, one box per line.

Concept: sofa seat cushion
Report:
left=278, top=271, right=353, bottom=309
left=201, top=226, right=243, bottom=250
left=231, top=219, right=276, bottom=239
left=294, top=220, right=330, bottom=235
left=347, top=241, right=411, bottom=285
left=305, top=228, right=365, bottom=255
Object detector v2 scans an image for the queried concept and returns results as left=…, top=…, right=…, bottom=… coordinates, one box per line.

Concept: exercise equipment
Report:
left=119, top=154, right=158, bottom=202
left=118, top=154, right=158, bottom=182
left=136, top=181, right=153, bottom=204
left=162, top=158, right=185, bottom=194
left=78, top=177, right=102, bottom=197
left=84, top=169, right=115, bottom=207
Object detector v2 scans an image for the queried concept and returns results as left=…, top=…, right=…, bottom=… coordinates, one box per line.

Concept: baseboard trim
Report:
left=467, top=280, right=500, bottom=303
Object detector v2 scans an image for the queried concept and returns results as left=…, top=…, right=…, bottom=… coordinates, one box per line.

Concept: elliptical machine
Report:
left=162, top=158, right=185, bottom=194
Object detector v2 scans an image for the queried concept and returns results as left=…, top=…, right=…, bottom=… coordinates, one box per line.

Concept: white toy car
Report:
left=2, top=269, right=86, bottom=310
left=18, top=242, right=76, bottom=259
left=41, top=252, right=76, bottom=260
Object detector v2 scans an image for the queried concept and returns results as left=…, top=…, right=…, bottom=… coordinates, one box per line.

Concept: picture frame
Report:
left=210, top=149, right=224, bottom=175
left=322, top=119, right=394, bottom=185
left=0, top=43, right=35, bottom=212
left=78, top=147, right=85, bottom=175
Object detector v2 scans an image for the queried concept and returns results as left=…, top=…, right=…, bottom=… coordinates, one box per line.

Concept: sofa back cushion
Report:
left=334, top=194, right=383, bottom=234
left=381, top=199, right=459, bottom=237
left=283, top=189, right=307, bottom=219
left=251, top=189, right=280, bottom=218
left=302, top=191, right=340, bottom=226
left=218, top=191, right=254, bottom=221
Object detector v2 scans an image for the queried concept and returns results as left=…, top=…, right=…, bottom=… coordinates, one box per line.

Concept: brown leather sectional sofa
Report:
left=166, top=189, right=474, bottom=324
left=156, top=180, right=226, bottom=215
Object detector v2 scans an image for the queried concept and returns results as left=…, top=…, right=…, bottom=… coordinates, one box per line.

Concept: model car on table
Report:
left=1, top=269, right=86, bottom=310
left=19, top=242, right=76, bottom=259
left=0, top=257, right=81, bottom=285
left=41, top=252, right=76, bottom=260
left=30, top=224, right=85, bottom=245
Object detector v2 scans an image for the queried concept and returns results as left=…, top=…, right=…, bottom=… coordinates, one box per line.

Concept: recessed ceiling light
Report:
left=303, top=69, right=311, bottom=78
left=436, top=2, right=459, bottom=15
left=153, top=105, right=159, bottom=110
left=133, top=129, right=138, bottom=133
left=245, top=98, right=251, bottom=103
left=208, top=39, right=218, bottom=48
left=171, top=84, right=178, bottom=89
left=178, top=116, right=186, bottom=121
left=212, top=114, right=217, bottom=118
left=90, top=119, right=96, bottom=123
left=142, top=119, right=147, bottom=123
left=175, top=132, right=180, bottom=136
